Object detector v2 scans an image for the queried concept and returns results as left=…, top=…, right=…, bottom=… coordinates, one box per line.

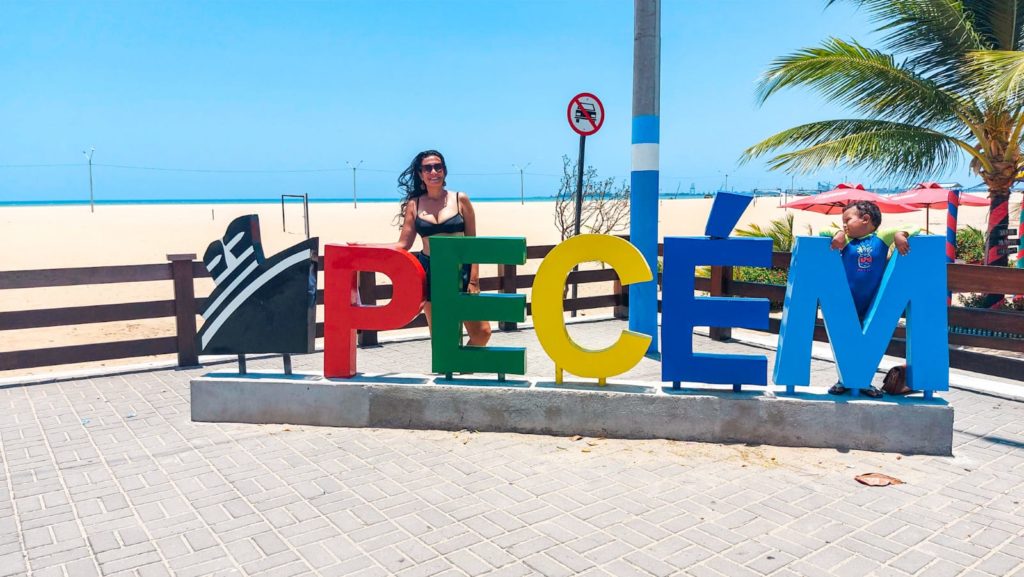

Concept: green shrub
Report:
left=959, top=293, right=1024, bottom=311
left=956, top=226, right=985, bottom=264
left=733, top=266, right=788, bottom=286
left=959, top=293, right=989, bottom=308
left=733, top=266, right=788, bottom=310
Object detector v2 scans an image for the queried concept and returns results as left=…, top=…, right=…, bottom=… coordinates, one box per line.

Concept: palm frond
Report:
left=742, top=119, right=972, bottom=180
left=735, top=213, right=797, bottom=251
left=966, top=50, right=1024, bottom=157
left=966, top=50, right=1024, bottom=104
left=831, top=0, right=987, bottom=80
left=735, top=223, right=769, bottom=237
left=756, top=38, right=972, bottom=129
left=962, top=0, right=1023, bottom=50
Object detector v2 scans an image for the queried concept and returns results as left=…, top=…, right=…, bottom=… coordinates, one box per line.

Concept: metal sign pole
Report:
left=572, top=134, right=586, bottom=316
left=574, top=135, right=586, bottom=237
left=565, top=91, right=603, bottom=319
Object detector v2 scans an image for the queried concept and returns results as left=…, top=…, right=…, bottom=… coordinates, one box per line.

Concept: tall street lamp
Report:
left=83, top=147, right=95, bottom=213
left=512, top=162, right=530, bottom=204
left=346, top=160, right=363, bottom=208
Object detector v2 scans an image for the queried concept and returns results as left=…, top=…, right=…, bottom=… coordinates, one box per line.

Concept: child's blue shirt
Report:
left=841, top=233, right=889, bottom=320
left=819, top=225, right=919, bottom=321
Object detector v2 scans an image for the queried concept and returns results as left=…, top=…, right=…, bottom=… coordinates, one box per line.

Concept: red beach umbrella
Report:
left=889, top=182, right=989, bottom=233
left=781, top=183, right=918, bottom=215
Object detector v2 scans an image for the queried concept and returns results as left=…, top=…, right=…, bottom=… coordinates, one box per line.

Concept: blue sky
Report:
left=0, top=1, right=974, bottom=202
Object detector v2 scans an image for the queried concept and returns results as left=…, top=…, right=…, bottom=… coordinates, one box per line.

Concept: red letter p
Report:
left=323, top=244, right=425, bottom=378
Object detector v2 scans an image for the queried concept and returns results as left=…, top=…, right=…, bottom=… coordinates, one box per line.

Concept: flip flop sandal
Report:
left=861, top=387, right=883, bottom=398
left=828, top=384, right=848, bottom=395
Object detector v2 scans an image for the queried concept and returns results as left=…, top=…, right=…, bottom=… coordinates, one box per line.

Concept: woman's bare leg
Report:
left=465, top=320, right=491, bottom=347
left=426, top=302, right=490, bottom=346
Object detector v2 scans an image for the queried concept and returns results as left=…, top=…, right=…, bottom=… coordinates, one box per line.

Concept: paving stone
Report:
left=183, top=528, right=219, bottom=552
left=1, top=321, right=1023, bottom=577
left=99, top=549, right=163, bottom=574
left=22, top=526, right=52, bottom=549
left=919, top=560, right=969, bottom=577
left=976, top=552, right=1023, bottom=576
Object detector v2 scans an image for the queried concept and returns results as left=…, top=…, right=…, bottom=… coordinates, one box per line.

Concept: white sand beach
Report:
left=0, top=196, right=992, bottom=376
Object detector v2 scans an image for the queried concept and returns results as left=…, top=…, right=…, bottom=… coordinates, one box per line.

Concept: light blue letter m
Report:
left=774, top=236, right=949, bottom=397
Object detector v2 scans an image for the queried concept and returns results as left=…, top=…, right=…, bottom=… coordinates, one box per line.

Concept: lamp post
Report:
left=512, top=162, right=530, bottom=204
left=83, top=147, right=95, bottom=213
left=346, top=160, right=363, bottom=208
left=630, top=0, right=661, bottom=355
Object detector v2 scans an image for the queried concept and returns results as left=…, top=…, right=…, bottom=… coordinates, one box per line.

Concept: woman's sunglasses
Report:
left=420, top=163, right=446, bottom=173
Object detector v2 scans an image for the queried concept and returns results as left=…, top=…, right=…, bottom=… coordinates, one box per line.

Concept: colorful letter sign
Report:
left=532, top=234, right=652, bottom=384
left=323, top=245, right=424, bottom=378
left=662, top=236, right=772, bottom=386
left=309, top=213, right=949, bottom=399
left=774, top=236, right=949, bottom=394
left=429, top=237, right=527, bottom=376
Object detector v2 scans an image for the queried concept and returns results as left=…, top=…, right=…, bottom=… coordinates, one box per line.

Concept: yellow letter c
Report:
left=532, top=234, right=653, bottom=384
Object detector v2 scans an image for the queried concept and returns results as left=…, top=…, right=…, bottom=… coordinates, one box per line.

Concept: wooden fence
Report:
left=704, top=254, right=1024, bottom=378
left=2, top=246, right=1022, bottom=379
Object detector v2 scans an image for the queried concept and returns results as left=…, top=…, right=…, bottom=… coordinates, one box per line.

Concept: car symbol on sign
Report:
left=575, top=102, right=597, bottom=123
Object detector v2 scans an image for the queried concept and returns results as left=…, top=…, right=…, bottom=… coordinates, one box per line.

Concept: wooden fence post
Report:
left=709, top=265, right=733, bottom=341
left=612, top=278, right=629, bottom=319
left=357, top=271, right=379, bottom=346
left=167, top=254, right=199, bottom=367
left=498, top=264, right=518, bottom=330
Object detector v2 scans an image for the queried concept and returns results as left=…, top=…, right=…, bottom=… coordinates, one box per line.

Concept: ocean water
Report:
left=0, top=192, right=743, bottom=207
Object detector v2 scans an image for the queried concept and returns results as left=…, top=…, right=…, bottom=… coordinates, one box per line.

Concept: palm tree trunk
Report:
left=1016, top=195, right=1024, bottom=287
left=982, top=191, right=1012, bottom=308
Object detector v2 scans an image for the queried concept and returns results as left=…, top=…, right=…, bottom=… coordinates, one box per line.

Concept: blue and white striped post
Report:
left=630, top=0, right=660, bottom=356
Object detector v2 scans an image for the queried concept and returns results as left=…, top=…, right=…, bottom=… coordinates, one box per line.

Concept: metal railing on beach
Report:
left=1, top=246, right=1023, bottom=380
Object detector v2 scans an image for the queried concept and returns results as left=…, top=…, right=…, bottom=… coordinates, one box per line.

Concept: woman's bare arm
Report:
left=352, top=202, right=417, bottom=251
left=393, top=201, right=418, bottom=251
left=460, top=192, right=480, bottom=292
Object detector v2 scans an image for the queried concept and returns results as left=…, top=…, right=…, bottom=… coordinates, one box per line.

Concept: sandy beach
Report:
left=0, top=196, right=992, bottom=376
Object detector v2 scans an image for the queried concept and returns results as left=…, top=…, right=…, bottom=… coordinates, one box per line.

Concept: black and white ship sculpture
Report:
left=196, top=215, right=319, bottom=355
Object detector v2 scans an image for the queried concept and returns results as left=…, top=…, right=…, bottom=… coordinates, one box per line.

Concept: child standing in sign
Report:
left=827, top=200, right=917, bottom=397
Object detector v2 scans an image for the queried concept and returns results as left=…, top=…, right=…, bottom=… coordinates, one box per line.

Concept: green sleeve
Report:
left=878, top=225, right=921, bottom=246
left=818, top=223, right=841, bottom=238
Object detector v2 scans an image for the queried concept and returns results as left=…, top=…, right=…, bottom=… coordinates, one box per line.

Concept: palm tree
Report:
left=742, top=0, right=1023, bottom=274
left=734, top=212, right=814, bottom=252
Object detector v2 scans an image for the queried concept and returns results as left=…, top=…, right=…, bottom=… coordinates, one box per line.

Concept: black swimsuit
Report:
left=415, top=192, right=470, bottom=300
left=415, top=197, right=465, bottom=237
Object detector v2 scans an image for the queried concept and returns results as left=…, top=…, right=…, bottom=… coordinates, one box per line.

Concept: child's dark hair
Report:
left=845, top=200, right=882, bottom=228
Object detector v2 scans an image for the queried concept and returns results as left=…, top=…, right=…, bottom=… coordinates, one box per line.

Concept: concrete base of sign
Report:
left=190, top=372, right=954, bottom=455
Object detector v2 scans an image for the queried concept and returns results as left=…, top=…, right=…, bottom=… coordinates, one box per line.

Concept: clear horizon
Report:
left=0, top=1, right=984, bottom=203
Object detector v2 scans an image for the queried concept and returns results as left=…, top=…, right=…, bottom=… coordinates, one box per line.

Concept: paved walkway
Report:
left=1, top=320, right=1023, bottom=577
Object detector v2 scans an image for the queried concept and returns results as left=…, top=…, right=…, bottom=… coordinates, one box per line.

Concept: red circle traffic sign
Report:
left=567, top=92, right=604, bottom=136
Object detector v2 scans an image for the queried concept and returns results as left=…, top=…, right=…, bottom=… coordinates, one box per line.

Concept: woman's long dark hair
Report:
left=396, top=149, right=447, bottom=226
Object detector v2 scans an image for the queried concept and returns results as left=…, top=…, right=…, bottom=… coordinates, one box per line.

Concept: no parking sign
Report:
left=565, top=92, right=604, bottom=306
left=567, top=93, right=604, bottom=136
